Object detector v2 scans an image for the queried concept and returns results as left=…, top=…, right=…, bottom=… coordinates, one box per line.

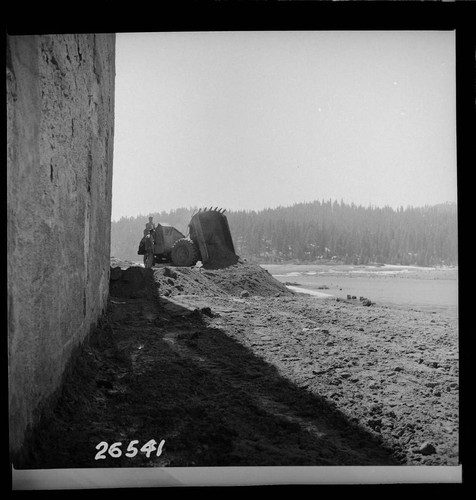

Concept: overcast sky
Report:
left=112, top=30, right=456, bottom=221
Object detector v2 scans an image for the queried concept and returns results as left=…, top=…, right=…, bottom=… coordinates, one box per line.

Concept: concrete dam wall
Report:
left=7, top=34, right=116, bottom=458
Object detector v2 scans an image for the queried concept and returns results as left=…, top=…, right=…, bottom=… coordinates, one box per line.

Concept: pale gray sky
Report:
left=112, top=30, right=456, bottom=221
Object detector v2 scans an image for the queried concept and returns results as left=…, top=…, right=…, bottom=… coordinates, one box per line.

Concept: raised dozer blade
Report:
left=189, top=208, right=239, bottom=268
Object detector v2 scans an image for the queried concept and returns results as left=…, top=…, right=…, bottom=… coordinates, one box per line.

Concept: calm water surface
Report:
left=262, top=264, right=458, bottom=318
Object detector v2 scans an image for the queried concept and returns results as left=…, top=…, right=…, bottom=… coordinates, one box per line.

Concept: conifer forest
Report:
left=111, top=200, right=458, bottom=267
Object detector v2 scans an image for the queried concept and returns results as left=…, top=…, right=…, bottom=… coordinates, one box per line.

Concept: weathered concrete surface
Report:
left=7, top=34, right=115, bottom=457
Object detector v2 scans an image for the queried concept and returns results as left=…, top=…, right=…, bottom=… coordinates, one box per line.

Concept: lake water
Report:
left=261, top=263, right=459, bottom=318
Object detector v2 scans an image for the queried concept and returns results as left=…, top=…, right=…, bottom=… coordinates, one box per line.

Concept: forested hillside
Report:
left=111, top=200, right=458, bottom=267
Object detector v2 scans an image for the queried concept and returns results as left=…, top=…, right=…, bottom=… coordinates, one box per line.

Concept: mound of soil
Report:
left=198, top=262, right=293, bottom=297
left=159, top=262, right=293, bottom=299
left=110, top=260, right=294, bottom=300
left=16, top=259, right=459, bottom=473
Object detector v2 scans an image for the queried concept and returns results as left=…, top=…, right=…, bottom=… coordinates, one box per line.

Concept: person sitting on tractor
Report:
left=145, top=216, right=155, bottom=232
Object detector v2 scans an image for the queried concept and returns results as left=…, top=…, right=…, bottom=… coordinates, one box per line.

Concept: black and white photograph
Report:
left=7, top=2, right=470, bottom=491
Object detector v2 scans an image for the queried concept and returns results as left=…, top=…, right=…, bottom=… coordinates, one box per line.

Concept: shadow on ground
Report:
left=16, top=269, right=401, bottom=469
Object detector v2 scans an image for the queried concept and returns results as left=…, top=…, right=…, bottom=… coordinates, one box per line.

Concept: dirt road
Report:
left=19, top=261, right=459, bottom=469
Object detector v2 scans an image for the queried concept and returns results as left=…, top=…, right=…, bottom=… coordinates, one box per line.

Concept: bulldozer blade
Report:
left=189, top=209, right=238, bottom=269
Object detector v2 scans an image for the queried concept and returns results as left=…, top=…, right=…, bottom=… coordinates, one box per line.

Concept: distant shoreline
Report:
left=256, top=259, right=457, bottom=270
left=110, top=257, right=458, bottom=278
left=260, top=262, right=458, bottom=280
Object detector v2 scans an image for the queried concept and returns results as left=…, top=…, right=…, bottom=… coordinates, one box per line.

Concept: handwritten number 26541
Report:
left=95, top=439, right=165, bottom=460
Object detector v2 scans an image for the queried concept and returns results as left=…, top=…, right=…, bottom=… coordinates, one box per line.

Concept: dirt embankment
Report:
left=18, top=260, right=458, bottom=469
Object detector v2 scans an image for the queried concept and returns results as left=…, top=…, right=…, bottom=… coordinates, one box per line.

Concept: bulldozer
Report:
left=148, top=208, right=239, bottom=268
